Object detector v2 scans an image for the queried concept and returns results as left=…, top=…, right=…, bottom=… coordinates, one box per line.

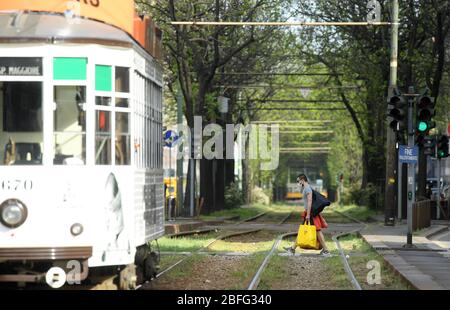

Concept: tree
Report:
left=137, top=0, right=294, bottom=213
left=292, top=0, right=450, bottom=207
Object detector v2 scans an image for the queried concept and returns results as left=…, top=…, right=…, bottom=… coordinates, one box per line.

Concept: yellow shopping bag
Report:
left=296, top=221, right=317, bottom=249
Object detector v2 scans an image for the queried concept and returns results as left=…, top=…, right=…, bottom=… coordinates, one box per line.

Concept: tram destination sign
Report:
left=0, top=57, right=42, bottom=76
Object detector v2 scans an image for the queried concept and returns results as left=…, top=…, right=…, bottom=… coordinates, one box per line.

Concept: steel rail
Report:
left=151, top=228, right=262, bottom=283
left=248, top=209, right=365, bottom=290
left=332, top=209, right=369, bottom=290
left=278, top=211, right=294, bottom=225
left=247, top=232, right=297, bottom=290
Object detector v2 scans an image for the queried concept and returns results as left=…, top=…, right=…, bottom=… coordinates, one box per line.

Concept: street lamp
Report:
left=218, top=96, right=230, bottom=210
left=218, top=96, right=229, bottom=114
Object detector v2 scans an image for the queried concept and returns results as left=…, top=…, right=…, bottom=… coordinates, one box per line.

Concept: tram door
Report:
left=0, top=81, right=43, bottom=165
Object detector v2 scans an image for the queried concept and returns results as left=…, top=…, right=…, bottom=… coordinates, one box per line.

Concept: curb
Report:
left=359, top=230, right=446, bottom=290
left=359, top=232, right=419, bottom=290
left=422, top=226, right=449, bottom=239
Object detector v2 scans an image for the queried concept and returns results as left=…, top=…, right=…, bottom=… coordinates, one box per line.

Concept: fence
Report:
left=412, top=200, right=431, bottom=231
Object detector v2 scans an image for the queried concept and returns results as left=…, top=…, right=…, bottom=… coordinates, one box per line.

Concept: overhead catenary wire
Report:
left=279, top=131, right=334, bottom=134
left=220, top=85, right=360, bottom=90
left=172, top=21, right=392, bottom=27
left=248, top=108, right=348, bottom=111
left=251, top=120, right=333, bottom=124
left=219, top=72, right=343, bottom=76
left=280, top=147, right=332, bottom=151
left=277, top=126, right=328, bottom=129
left=241, top=99, right=343, bottom=103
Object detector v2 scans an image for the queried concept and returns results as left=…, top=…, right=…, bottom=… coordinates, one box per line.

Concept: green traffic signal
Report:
left=416, top=94, right=436, bottom=135
left=417, top=121, right=428, bottom=132
left=437, top=135, right=449, bottom=159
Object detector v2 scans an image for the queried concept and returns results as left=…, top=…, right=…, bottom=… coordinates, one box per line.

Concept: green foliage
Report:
left=140, top=0, right=450, bottom=211
left=199, top=204, right=271, bottom=220
left=158, top=233, right=221, bottom=252
left=251, top=186, right=270, bottom=205
left=344, top=183, right=379, bottom=210
left=327, top=122, right=363, bottom=190
left=224, top=182, right=244, bottom=209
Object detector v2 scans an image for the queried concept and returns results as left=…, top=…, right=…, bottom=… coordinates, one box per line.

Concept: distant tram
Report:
left=0, top=8, right=164, bottom=289
left=285, top=168, right=327, bottom=200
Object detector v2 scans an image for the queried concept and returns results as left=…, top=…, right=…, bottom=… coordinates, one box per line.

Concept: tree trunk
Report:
left=417, top=148, right=427, bottom=199
left=225, top=159, right=235, bottom=187
left=242, top=130, right=252, bottom=205
left=215, top=159, right=225, bottom=210
left=183, top=159, right=193, bottom=217
left=361, top=145, right=369, bottom=188
left=200, top=158, right=215, bottom=214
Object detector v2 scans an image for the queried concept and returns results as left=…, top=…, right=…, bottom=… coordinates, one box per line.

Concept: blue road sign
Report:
left=164, top=130, right=179, bottom=148
left=399, top=145, right=419, bottom=164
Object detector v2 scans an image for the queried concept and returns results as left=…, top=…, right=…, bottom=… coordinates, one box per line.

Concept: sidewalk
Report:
left=360, top=222, right=450, bottom=290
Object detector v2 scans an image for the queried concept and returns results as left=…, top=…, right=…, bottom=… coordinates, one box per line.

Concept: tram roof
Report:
left=0, top=11, right=134, bottom=48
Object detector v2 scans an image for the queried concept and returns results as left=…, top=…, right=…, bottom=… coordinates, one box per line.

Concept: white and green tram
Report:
left=0, top=11, right=164, bottom=288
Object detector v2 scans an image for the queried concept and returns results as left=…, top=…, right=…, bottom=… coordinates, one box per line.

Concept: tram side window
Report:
left=0, top=82, right=43, bottom=166
left=115, top=67, right=130, bottom=93
left=95, top=109, right=112, bottom=165
left=54, top=86, right=86, bottom=165
left=115, top=112, right=130, bottom=165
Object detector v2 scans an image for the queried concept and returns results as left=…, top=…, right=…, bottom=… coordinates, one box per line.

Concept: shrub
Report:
left=224, top=182, right=244, bottom=209
left=251, top=186, right=270, bottom=205
left=345, top=183, right=379, bottom=210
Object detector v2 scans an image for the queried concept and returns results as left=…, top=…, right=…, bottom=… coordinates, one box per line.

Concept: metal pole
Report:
left=190, top=128, right=195, bottom=217
left=169, top=144, right=172, bottom=220
left=437, top=157, right=441, bottom=219
left=176, top=89, right=184, bottom=218
left=384, top=0, right=399, bottom=226
left=398, top=159, right=402, bottom=221
left=406, top=87, right=415, bottom=246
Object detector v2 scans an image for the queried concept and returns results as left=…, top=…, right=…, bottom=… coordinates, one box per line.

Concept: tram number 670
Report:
left=1, top=180, right=33, bottom=191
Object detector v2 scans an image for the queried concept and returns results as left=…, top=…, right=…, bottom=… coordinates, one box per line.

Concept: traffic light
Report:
left=387, top=92, right=406, bottom=132
left=437, top=135, right=449, bottom=159
left=416, top=94, right=436, bottom=134
left=423, top=136, right=436, bottom=156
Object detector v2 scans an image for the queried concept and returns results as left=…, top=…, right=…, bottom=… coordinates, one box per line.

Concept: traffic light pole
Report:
left=397, top=158, right=402, bottom=220
left=176, top=89, right=184, bottom=217
left=437, top=156, right=441, bottom=219
left=406, top=87, right=416, bottom=246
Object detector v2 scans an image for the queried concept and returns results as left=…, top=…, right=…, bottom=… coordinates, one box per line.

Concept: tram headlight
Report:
left=0, top=199, right=28, bottom=228
left=70, top=223, right=84, bottom=236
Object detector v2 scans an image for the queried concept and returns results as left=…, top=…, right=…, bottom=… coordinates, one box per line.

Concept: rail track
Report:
left=144, top=209, right=366, bottom=290
left=246, top=209, right=365, bottom=290
left=137, top=228, right=263, bottom=289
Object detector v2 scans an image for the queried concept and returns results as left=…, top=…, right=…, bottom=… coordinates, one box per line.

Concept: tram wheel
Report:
left=144, top=251, right=158, bottom=280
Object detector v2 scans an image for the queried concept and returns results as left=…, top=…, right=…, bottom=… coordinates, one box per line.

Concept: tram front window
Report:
left=0, top=82, right=43, bottom=165
left=54, top=86, right=86, bottom=165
